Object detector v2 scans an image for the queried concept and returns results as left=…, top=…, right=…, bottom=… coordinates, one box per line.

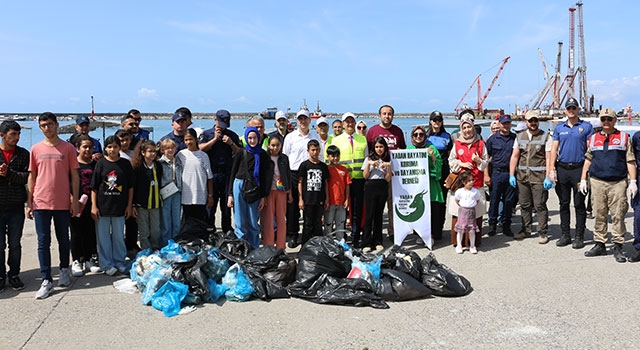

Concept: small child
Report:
left=261, top=135, right=293, bottom=249
left=90, top=135, right=134, bottom=276
left=298, top=139, right=330, bottom=245
left=324, top=145, right=351, bottom=240
left=115, top=129, right=134, bottom=161
left=131, top=140, right=163, bottom=251
left=177, top=128, right=213, bottom=222
left=454, top=171, right=482, bottom=254
left=70, top=135, right=98, bottom=276
left=159, top=138, right=183, bottom=246
left=361, top=137, right=392, bottom=252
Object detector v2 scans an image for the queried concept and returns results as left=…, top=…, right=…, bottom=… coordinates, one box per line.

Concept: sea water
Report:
left=15, top=117, right=553, bottom=150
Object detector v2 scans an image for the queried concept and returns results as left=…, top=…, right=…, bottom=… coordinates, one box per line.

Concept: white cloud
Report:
left=137, top=88, right=158, bottom=98
left=233, top=96, right=252, bottom=104
left=590, top=76, right=640, bottom=105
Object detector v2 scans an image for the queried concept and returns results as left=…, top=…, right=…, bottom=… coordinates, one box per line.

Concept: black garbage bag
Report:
left=174, top=217, right=216, bottom=242
left=420, top=253, right=472, bottom=297
left=289, top=273, right=389, bottom=309
left=381, top=245, right=422, bottom=280
left=376, top=269, right=432, bottom=301
left=243, top=246, right=297, bottom=300
left=244, top=246, right=285, bottom=272
left=216, top=230, right=252, bottom=262
left=292, top=236, right=351, bottom=288
left=171, top=251, right=210, bottom=298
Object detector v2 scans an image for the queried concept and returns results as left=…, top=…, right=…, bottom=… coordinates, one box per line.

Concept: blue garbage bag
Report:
left=202, top=248, right=230, bottom=281
left=207, top=278, right=229, bottom=303
left=141, top=266, right=172, bottom=305
left=151, top=280, right=189, bottom=317
left=160, top=240, right=197, bottom=263
left=347, top=256, right=382, bottom=288
left=222, top=264, right=254, bottom=302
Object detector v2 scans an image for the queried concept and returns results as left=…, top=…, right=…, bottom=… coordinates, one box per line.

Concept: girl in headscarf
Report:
left=408, top=125, right=445, bottom=243
left=447, top=113, right=489, bottom=250
left=227, top=126, right=270, bottom=248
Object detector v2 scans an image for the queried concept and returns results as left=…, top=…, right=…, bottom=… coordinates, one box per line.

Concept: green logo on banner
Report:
left=394, top=190, right=427, bottom=223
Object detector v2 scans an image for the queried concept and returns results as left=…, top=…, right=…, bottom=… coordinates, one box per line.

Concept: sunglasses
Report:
left=431, top=119, right=443, bottom=122
left=357, top=126, right=367, bottom=130
left=528, top=118, right=539, bottom=123
left=600, top=116, right=614, bottom=122
left=567, top=106, right=577, bottom=110
left=412, top=132, right=425, bottom=137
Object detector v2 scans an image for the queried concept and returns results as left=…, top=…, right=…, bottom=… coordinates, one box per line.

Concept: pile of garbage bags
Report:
left=123, top=220, right=472, bottom=317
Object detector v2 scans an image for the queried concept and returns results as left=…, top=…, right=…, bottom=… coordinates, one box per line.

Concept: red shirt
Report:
left=327, top=164, right=352, bottom=205
left=2, top=148, right=14, bottom=164
left=366, top=124, right=407, bottom=150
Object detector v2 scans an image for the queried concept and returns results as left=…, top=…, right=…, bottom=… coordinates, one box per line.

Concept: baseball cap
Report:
left=599, top=108, right=617, bottom=118
left=216, top=109, right=231, bottom=128
left=514, top=121, right=528, bottom=132
left=341, top=112, right=356, bottom=122
left=296, top=109, right=310, bottom=119
left=429, top=110, right=443, bottom=120
left=524, top=110, right=539, bottom=120
left=275, top=110, right=287, bottom=120
left=498, top=114, right=512, bottom=123
left=565, top=97, right=580, bottom=108
left=76, top=116, right=90, bottom=125
left=316, top=116, right=328, bottom=126
left=172, top=112, right=187, bottom=122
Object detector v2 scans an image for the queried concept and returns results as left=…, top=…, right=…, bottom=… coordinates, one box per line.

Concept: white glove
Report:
left=549, top=170, right=557, bottom=185
left=628, top=179, right=638, bottom=198
left=579, top=179, right=588, bottom=195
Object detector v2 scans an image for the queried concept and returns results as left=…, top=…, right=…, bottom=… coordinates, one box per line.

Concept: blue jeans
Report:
left=34, top=210, right=71, bottom=282
left=0, top=208, right=26, bottom=278
left=488, top=170, right=517, bottom=224
left=232, top=178, right=261, bottom=249
left=96, top=216, right=126, bottom=270
left=161, top=192, right=182, bottom=246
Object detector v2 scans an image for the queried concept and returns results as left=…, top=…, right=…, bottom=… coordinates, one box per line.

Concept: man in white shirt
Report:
left=282, top=109, right=320, bottom=248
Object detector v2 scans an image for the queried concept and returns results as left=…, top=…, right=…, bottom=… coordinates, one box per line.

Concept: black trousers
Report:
left=286, top=171, right=301, bottom=238
left=349, top=179, right=366, bottom=245
left=301, top=204, right=324, bottom=245
left=362, top=180, right=388, bottom=248
left=124, top=217, right=139, bottom=251
left=183, top=205, right=208, bottom=223
left=70, top=214, right=96, bottom=261
left=555, top=165, right=586, bottom=234
left=208, top=172, right=233, bottom=233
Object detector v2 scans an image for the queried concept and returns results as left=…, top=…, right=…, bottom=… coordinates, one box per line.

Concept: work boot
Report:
left=487, top=223, right=497, bottom=237
left=513, top=229, right=531, bottom=240
left=628, top=249, right=640, bottom=263
left=613, top=243, right=627, bottom=263
left=556, top=233, right=572, bottom=247
left=538, top=232, right=549, bottom=245
left=572, top=229, right=585, bottom=249
left=502, top=223, right=513, bottom=237
left=584, top=242, right=607, bottom=257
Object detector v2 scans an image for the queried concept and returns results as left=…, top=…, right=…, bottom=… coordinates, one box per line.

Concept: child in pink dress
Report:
left=454, top=171, right=482, bottom=254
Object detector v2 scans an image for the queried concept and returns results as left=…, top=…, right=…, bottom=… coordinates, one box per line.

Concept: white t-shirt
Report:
left=177, top=149, right=213, bottom=205
left=282, top=128, right=321, bottom=171
left=454, top=187, right=482, bottom=208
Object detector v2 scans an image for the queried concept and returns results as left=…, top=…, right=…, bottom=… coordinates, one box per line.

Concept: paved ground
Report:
left=2, top=193, right=640, bottom=349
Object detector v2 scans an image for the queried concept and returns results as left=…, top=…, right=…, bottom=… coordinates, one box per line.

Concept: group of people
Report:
left=2, top=98, right=640, bottom=300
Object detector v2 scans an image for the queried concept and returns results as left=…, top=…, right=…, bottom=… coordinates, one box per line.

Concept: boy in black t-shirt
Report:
left=298, top=139, right=330, bottom=245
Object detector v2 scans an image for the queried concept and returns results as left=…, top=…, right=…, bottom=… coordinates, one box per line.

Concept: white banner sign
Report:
left=391, top=149, right=431, bottom=248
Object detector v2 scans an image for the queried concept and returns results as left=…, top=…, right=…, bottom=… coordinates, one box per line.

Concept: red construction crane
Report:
left=454, top=56, right=511, bottom=115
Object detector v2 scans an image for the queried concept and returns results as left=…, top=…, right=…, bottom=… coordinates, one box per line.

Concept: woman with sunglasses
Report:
left=407, top=125, right=444, bottom=243
left=356, top=120, right=367, bottom=136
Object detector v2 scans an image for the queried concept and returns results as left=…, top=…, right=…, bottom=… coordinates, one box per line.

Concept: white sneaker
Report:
left=85, top=259, right=101, bottom=273
left=35, top=280, right=53, bottom=299
left=58, top=268, right=71, bottom=287
left=71, top=260, right=84, bottom=277
left=105, top=267, right=118, bottom=276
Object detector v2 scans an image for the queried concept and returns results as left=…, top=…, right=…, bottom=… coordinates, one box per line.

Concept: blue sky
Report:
left=1, top=1, right=638, bottom=114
